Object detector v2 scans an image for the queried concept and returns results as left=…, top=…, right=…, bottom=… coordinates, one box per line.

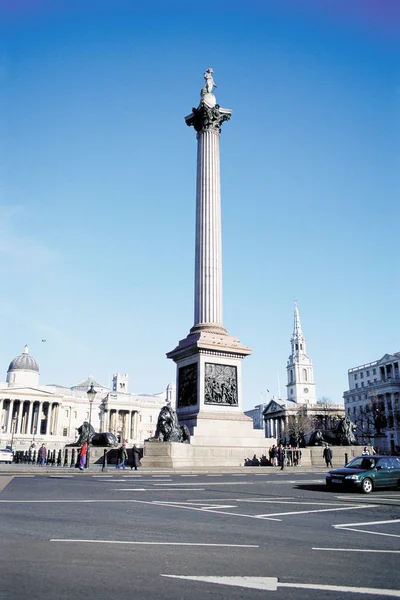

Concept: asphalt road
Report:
left=0, top=470, right=399, bottom=600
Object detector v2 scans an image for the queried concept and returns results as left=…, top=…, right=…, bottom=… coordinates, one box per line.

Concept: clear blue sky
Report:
left=0, top=0, right=398, bottom=408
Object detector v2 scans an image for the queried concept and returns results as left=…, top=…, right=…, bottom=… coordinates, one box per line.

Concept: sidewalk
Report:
left=0, top=464, right=329, bottom=475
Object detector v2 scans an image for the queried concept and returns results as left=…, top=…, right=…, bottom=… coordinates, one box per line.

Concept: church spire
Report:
left=293, top=302, right=303, bottom=339
left=286, top=302, right=316, bottom=405
left=291, top=302, right=306, bottom=356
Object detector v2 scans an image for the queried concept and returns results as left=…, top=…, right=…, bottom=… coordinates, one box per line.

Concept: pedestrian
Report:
left=79, top=441, right=88, bottom=471
left=323, top=444, right=333, bottom=468
left=278, top=444, right=285, bottom=470
left=271, top=444, right=278, bottom=466
left=116, top=443, right=128, bottom=470
left=38, top=443, right=47, bottom=467
left=361, top=446, right=370, bottom=456
left=131, top=444, right=141, bottom=470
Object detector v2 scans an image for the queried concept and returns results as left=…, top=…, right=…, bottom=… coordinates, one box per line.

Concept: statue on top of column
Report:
left=203, top=68, right=217, bottom=95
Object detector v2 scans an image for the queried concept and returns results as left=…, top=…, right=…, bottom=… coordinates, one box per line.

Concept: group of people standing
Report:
left=114, top=443, right=141, bottom=471
left=269, top=444, right=302, bottom=469
left=76, top=442, right=141, bottom=471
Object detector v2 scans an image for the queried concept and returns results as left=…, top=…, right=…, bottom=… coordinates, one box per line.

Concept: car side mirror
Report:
left=376, top=465, right=382, bottom=470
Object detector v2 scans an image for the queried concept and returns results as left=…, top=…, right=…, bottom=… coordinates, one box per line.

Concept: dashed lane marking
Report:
left=153, top=482, right=253, bottom=486
left=50, top=539, right=259, bottom=547
left=313, top=547, right=400, bottom=553
left=114, top=488, right=205, bottom=492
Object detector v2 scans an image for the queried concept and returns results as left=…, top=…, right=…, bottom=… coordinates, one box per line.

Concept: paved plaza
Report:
left=0, top=469, right=399, bottom=599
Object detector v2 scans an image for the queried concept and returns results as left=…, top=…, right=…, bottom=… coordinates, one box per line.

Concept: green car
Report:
left=326, top=455, right=400, bottom=494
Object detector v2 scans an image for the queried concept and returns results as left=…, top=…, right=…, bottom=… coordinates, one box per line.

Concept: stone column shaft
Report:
left=194, top=129, right=223, bottom=329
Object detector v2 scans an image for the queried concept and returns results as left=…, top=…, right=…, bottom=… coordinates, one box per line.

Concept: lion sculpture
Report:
left=74, top=422, right=118, bottom=447
left=148, top=404, right=190, bottom=443
left=308, top=416, right=358, bottom=446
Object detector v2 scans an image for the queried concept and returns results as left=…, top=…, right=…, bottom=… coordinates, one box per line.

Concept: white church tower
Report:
left=286, top=303, right=316, bottom=405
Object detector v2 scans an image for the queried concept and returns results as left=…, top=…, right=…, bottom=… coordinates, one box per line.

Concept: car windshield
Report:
left=346, top=457, right=375, bottom=470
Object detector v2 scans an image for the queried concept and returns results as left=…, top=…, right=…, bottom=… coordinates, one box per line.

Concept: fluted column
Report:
left=194, top=128, right=223, bottom=328
left=46, top=403, right=52, bottom=435
left=27, top=401, right=33, bottom=435
left=186, top=97, right=231, bottom=334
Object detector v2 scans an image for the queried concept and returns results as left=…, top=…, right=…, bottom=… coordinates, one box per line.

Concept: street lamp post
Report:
left=86, top=383, right=97, bottom=469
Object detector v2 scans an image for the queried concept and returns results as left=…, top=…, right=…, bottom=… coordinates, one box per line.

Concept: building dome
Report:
left=8, top=345, right=39, bottom=373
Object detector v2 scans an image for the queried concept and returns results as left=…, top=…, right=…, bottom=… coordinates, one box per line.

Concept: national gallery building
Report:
left=0, top=346, right=175, bottom=450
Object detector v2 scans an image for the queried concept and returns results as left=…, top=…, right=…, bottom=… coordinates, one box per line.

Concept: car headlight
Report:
left=345, top=474, right=360, bottom=480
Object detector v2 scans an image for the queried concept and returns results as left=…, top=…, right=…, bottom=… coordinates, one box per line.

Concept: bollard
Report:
left=33, top=450, right=37, bottom=464
left=57, top=449, right=62, bottom=466
left=64, top=449, right=68, bottom=467
left=344, top=452, right=348, bottom=466
left=70, top=448, right=76, bottom=468
left=102, top=448, right=108, bottom=473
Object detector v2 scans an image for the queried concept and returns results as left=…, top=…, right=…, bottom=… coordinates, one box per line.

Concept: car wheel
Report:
left=361, top=477, right=373, bottom=494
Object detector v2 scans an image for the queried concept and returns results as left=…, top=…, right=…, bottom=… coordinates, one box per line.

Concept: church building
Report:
left=262, top=304, right=343, bottom=444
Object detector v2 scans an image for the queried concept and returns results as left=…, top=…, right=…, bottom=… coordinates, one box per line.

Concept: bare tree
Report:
left=314, top=397, right=342, bottom=431
left=286, top=408, right=314, bottom=446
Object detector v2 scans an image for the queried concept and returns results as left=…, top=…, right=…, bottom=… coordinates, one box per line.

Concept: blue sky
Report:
left=0, top=0, right=399, bottom=408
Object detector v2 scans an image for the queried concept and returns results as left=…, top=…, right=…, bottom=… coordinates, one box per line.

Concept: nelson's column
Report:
left=146, top=70, right=265, bottom=466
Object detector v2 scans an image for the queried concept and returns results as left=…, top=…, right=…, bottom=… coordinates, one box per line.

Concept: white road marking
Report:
left=153, top=482, right=253, bottom=486
left=161, top=575, right=400, bottom=597
left=152, top=475, right=170, bottom=478
left=206, top=474, right=222, bottom=477
left=114, top=488, right=205, bottom=492
left=180, top=475, right=198, bottom=477
left=13, top=475, right=35, bottom=478
left=49, top=475, right=74, bottom=478
left=335, top=518, right=400, bottom=528
left=335, top=527, right=400, bottom=539
left=51, top=539, right=258, bottom=547
left=92, top=475, right=116, bottom=478
left=153, top=501, right=281, bottom=521
left=255, top=504, right=376, bottom=518
left=313, top=547, right=400, bottom=554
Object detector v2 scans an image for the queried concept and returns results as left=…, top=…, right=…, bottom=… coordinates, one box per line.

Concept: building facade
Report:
left=343, top=352, right=400, bottom=453
left=0, top=345, right=176, bottom=450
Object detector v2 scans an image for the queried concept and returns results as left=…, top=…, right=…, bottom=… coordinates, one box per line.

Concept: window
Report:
left=65, top=410, right=69, bottom=418
left=290, top=370, right=293, bottom=383
left=302, top=369, right=307, bottom=382
left=63, top=428, right=68, bottom=436
left=366, top=370, right=370, bottom=377
left=372, top=368, right=376, bottom=375
left=361, top=382, right=364, bottom=388
left=296, top=343, right=298, bottom=351
left=74, top=411, right=77, bottom=419
left=354, top=373, right=358, bottom=380
left=149, top=415, right=153, bottom=424
left=355, top=383, right=358, bottom=389
left=360, top=372, right=364, bottom=379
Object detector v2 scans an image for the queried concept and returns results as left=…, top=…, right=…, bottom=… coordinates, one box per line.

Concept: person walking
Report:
left=361, top=446, right=370, bottom=456
left=116, top=443, right=128, bottom=470
left=323, top=444, right=333, bottom=468
left=278, top=444, right=285, bottom=470
left=131, top=444, right=141, bottom=471
left=38, top=443, right=47, bottom=467
left=79, top=441, right=88, bottom=471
